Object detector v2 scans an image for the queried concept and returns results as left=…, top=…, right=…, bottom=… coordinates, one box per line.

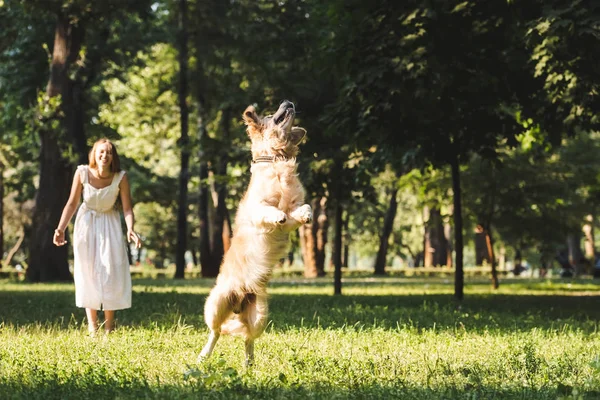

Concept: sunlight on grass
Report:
left=1, top=277, right=600, bottom=399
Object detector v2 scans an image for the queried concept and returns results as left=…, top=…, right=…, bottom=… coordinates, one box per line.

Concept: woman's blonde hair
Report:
left=88, top=138, right=121, bottom=172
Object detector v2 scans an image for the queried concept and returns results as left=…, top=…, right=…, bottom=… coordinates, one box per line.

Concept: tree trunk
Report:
left=498, top=246, right=506, bottom=271
left=474, top=224, right=491, bottom=266
left=27, top=136, right=73, bottom=282
left=333, top=201, right=343, bottom=295
left=197, top=102, right=216, bottom=276
left=374, top=187, right=398, bottom=275
left=444, top=217, right=453, bottom=268
left=424, top=205, right=448, bottom=267
left=210, top=108, right=232, bottom=267
left=451, top=152, right=464, bottom=301
left=423, top=205, right=431, bottom=267
left=342, top=211, right=349, bottom=268
left=300, top=223, right=317, bottom=277
left=484, top=225, right=499, bottom=289
left=175, top=0, right=190, bottom=279
left=301, top=197, right=322, bottom=278
left=0, top=159, right=3, bottom=269
left=567, top=233, right=586, bottom=275
left=221, top=206, right=232, bottom=254
left=513, top=248, right=525, bottom=275
left=199, top=160, right=215, bottom=276
left=583, top=214, right=595, bottom=261
left=4, top=228, right=25, bottom=268
left=28, top=14, right=85, bottom=282
left=315, top=196, right=328, bottom=276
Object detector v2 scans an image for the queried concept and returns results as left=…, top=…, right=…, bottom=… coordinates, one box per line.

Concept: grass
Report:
left=1, top=275, right=600, bottom=399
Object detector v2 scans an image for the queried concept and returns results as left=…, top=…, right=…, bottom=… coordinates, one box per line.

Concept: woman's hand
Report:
left=53, top=229, right=67, bottom=246
left=127, top=229, right=142, bottom=249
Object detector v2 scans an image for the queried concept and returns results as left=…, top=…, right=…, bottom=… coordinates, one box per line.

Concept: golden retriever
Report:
left=199, top=100, right=312, bottom=366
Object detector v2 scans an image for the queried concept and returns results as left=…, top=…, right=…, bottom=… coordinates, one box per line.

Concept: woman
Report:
left=53, top=138, right=142, bottom=335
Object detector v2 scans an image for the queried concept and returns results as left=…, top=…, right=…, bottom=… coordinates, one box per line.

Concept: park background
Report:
left=1, top=1, right=600, bottom=399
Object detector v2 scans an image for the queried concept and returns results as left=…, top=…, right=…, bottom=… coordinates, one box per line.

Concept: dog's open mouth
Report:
left=273, top=100, right=295, bottom=126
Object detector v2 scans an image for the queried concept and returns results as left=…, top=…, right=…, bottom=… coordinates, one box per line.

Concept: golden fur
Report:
left=199, top=101, right=312, bottom=366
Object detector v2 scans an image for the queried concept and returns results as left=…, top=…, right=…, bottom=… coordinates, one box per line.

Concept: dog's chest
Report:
left=252, top=165, right=301, bottom=210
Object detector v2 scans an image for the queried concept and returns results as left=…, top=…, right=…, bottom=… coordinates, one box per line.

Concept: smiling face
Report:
left=95, top=143, right=113, bottom=168
left=243, top=100, right=307, bottom=160
left=88, top=139, right=121, bottom=172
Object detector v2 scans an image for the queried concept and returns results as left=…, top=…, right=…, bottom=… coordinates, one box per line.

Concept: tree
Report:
left=321, top=0, right=537, bottom=299
left=7, top=0, right=156, bottom=281
left=175, top=0, right=190, bottom=279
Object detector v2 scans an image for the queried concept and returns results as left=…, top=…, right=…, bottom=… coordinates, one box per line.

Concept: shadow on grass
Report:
left=0, top=379, right=581, bottom=400
left=1, top=278, right=599, bottom=333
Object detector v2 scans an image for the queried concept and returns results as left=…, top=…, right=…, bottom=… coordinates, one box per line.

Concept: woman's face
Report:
left=95, top=142, right=113, bottom=170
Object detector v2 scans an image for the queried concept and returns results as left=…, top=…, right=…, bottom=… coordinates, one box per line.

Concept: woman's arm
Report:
left=53, top=169, right=83, bottom=246
left=119, top=172, right=142, bottom=249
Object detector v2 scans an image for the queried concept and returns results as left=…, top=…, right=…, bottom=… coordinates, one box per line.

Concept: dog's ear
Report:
left=243, top=106, right=261, bottom=129
left=290, top=127, right=306, bottom=145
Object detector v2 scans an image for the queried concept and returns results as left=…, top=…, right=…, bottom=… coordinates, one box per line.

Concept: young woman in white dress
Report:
left=53, top=138, right=142, bottom=335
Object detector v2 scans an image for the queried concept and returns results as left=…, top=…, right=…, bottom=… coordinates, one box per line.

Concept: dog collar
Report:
left=252, top=156, right=276, bottom=164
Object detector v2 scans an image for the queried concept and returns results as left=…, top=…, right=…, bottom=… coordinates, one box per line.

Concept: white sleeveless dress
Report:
left=73, top=165, right=132, bottom=311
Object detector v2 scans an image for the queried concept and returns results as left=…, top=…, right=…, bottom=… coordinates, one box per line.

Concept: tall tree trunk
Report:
left=423, top=205, right=432, bottom=267
left=210, top=108, right=232, bottom=267
left=175, top=0, right=190, bottom=279
left=444, top=216, right=453, bottom=268
left=424, top=205, right=447, bottom=267
left=451, top=152, right=464, bottom=301
left=300, top=223, right=317, bottom=277
left=484, top=225, right=499, bottom=289
left=0, top=159, right=3, bottom=269
left=301, top=197, right=321, bottom=278
left=498, top=246, right=505, bottom=271
left=197, top=104, right=215, bottom=277
left=315, top=196, right=328, bottom=276
left=474, top=224, right=491, bottom=266
left=583, top=214, right=595, bottom=261
left=28, top=14, right=85, bottom=282
left=333, top=201, right=343, bottom=295
left=222, top=209, right=232, bottom=254
left=199, top=160, right=215, bottom=276
left=374, top=187, right=398, bottom=275
left=342, top=211, right=349, bottom=268
left=567, top=233, right=585, bottom=276
left=4, top=228, right=25, bottom=268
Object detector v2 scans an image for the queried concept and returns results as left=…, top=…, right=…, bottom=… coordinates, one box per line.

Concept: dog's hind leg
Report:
left=244, top=338, right=255, bottom=367
left=242, top=293, right=269, bottom=367
left=199, top=289, right=232, bottom=361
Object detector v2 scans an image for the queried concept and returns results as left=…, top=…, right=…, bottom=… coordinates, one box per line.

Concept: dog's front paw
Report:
left=265, top=210, right=287, bottom=225
left=292, top=204, right=313, bottom=224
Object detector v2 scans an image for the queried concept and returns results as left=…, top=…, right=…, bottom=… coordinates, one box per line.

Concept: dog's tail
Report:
left=220, top=317, right=248, bottom=337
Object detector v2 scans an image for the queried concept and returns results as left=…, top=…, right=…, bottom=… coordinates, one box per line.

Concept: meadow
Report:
left=1, top=275, right=600, bottom=399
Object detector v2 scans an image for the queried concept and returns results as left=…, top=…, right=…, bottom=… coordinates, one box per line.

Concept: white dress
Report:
left=73, top=165, right=132, bottom=311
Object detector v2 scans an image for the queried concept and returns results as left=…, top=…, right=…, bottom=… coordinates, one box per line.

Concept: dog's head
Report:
left=243, top=100, right=307, bottom=160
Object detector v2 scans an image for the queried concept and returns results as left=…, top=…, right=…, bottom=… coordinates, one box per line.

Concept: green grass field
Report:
left=1, top=276, right=600, bottom=399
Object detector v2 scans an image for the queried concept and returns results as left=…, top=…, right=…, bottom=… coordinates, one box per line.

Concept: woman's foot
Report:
left=104, top=310, right=115, bottom=334
left=85, top=308, right=99, bottom=337
left=88, top=324, right=98, bottom=337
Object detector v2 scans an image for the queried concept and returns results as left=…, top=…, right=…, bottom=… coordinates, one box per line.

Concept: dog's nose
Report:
left=280, top=100, right=294, bottom=110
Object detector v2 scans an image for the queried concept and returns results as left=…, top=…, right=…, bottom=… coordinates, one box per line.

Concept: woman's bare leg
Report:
left=86, top=308, right=99, bottom=335
left=104, top=310, right=115, bottom=333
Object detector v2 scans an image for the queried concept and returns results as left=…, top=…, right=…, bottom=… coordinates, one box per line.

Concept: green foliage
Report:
left=2, top=0, right=600, bottom=275
left=461, top=130, right=600, bottom=261
left=99, top=43, right=181, bottom=177
left=525, top=0, right=600, bottom=136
